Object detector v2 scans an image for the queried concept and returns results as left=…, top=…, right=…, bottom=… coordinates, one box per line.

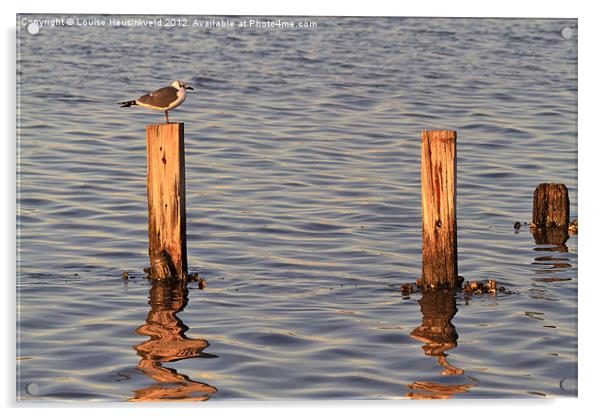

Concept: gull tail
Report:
left=118, top=100, right=137, bottom=108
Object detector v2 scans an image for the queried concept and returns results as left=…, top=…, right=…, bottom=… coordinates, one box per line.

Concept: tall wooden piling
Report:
left=146, top=123, right=188, bottom=280
left=532, top=183, right=569, bottom=229
left=421, top=130, right=458, bottom=289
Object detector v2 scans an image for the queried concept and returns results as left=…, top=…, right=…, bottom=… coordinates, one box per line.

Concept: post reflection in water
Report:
left=130, top=280, right=218, bottom=402
left=407, top=290, right=475, bottom=399
left=532, top=227, right=573, bottom=278
left=532, top=227, right=569, bottom=253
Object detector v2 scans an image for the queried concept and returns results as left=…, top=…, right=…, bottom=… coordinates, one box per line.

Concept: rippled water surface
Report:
left=17, top=16, right=577, bottom=401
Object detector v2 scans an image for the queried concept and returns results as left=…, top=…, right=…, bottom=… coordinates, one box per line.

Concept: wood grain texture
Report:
left=421, top=130, right=457, bottom=289
left=146, top=123, right=188, bottom=280
left=532, top=183, right=569, bottom=228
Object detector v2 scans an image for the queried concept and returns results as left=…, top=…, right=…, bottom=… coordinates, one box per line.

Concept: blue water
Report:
left=17, top=16, right=577, bottom=401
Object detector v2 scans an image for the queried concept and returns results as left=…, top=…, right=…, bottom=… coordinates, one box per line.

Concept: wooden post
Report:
left=146, top=123, right=188, bottom=280
left=421, top=130, right=457, bottom=289
left=531, top=183, right=569, bottom=249
left=532, top=183, right=569, bottom=228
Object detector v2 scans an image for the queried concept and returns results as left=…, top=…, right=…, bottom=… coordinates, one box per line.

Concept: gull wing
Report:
left=137, top=86, right=179, bottom=109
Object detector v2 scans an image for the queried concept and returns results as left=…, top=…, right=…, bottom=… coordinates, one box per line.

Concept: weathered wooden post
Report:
left=532, top=183, right=569, bottom=229
left=146, top=123, right=188, bottom=280
left=531, top=183, right=570, bottom=248
left=421, top=130, right=458, bottom=289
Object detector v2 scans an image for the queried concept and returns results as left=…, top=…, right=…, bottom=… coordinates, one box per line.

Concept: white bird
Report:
left=119, top=80, right=194, bottom=124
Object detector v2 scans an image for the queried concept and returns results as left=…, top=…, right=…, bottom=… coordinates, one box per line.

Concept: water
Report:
left=16, top=16, right=578, bottom=401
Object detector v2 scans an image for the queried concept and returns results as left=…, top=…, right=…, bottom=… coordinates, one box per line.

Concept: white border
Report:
left=2, top=1, right=600, bottom=415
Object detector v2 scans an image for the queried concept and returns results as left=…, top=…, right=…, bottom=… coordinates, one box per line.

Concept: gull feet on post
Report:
left=165, top=110, right=170, bottom=124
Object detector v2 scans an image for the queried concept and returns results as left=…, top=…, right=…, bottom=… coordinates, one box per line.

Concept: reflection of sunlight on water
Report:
left=130, top=281, right=218, bottom=402
left=406, top=381, right=474, bottom=400
left=407, top=290, right=475, bottom=399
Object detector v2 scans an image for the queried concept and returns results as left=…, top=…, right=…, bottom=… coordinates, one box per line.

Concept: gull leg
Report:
left=165, top=110, right=170, bottom=124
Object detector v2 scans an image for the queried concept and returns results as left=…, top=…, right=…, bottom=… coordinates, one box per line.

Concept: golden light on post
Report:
left=146, top=123, right=188, bottom=280
left=421, top=130, right=458, bottom=289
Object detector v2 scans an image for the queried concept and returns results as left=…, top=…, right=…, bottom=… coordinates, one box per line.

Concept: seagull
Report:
left=118, top=80, right=194, bottom=124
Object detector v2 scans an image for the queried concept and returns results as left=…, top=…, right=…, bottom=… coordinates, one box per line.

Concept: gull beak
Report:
left=185, top=85, right=194, bottom=90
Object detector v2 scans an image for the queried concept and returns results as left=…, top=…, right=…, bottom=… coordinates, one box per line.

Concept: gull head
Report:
left=172, top=80, right=194, bottom=90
